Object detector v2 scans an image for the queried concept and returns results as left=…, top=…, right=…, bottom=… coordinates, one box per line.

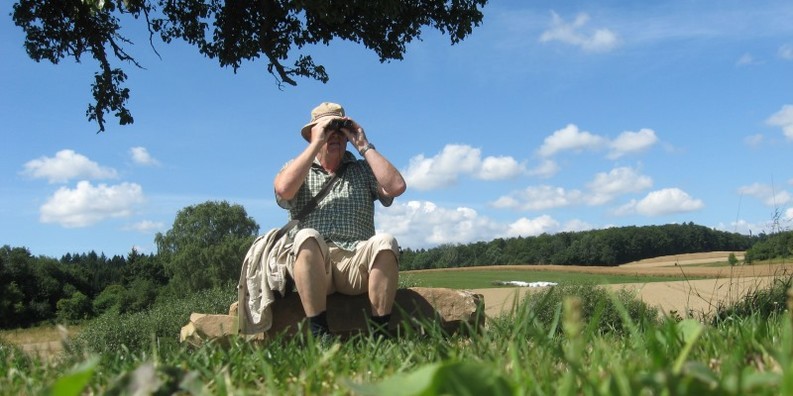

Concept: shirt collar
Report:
left=312, top=151, right=356, bottom=172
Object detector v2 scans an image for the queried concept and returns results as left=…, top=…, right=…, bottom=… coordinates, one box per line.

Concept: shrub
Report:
left=75, top=284, right=236, bottom=354
left=56, top=292, right=92, bottom=323
left=516, top=282, right=658, bottom=335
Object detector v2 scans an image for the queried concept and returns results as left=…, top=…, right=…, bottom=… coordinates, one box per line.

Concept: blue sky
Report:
left=2, top=0, right=792, bottom=258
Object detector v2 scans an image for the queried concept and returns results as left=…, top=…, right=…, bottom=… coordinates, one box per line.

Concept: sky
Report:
left=2, top=0, right=792, bottom=259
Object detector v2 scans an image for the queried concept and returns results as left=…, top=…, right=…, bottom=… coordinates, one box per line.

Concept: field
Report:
left=401, top=251, right=793, bottom=317
left=2, top=251, right=793, bottom=394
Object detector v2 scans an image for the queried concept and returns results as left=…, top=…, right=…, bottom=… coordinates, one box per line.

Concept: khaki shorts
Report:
left=282, top=228, right=399, bottom=295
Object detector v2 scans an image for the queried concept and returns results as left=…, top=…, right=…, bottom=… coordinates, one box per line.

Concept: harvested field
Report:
left=464, top=251, right=792, bottom=319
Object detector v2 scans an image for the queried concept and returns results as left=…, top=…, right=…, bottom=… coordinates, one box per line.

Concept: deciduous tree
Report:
left=155, top=200, right=259, bottom=290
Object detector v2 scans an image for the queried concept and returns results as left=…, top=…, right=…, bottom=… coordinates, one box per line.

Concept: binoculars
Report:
left=327, top=119, right=353, bottom=131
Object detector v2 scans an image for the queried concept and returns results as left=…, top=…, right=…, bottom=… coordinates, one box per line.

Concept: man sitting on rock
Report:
left=273, top=102, right=407, bottom=338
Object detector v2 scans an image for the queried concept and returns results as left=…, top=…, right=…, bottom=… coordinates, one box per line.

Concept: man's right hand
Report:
left=309, top=117, right=343, bottom=145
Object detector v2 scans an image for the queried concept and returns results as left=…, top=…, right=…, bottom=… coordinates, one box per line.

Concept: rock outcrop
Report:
left=180, top=287, right=484, bottom=345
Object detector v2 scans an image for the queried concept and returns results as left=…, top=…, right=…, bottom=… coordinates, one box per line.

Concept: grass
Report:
left=2, top=280, right=792, bottom=395
left=401, top=269, right=698, bottom=289
left=3, top=269, right=793, bottom=395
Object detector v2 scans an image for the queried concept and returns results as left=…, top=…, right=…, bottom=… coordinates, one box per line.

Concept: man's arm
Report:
left=343, top=124, right=406, bottom=199
left=274, top=129, right=325, bottom=201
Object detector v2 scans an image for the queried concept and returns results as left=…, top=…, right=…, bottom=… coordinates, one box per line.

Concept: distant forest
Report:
left=2, top=205, right=791, bottom=329
left=399, top=222, right=756, bottom=270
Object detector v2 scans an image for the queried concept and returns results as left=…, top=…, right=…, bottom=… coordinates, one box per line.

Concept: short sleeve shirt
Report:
left=276, top=151, right=393, bottom=250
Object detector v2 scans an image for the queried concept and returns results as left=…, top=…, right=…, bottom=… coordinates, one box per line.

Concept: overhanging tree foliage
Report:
left=12, top=0, right=488, bottom=131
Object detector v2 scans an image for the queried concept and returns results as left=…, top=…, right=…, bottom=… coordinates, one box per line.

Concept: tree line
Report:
left=399, top=223, right=758, bottom=270
left=2, top=200, right=790, bottom=329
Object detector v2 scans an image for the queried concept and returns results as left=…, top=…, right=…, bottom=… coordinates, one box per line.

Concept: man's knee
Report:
left=292, top=228, right=329, bottom=275
left=372, top=233, right=399, bottom=261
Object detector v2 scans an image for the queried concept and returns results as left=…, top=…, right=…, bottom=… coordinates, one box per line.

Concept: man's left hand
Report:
left=341, top=119, right=369, bottom=153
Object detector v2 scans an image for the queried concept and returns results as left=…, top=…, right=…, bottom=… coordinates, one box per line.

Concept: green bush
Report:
left=75, top=285, right=236, bottom=354
left=515, top=282, right=658, bottom=335
left=56, top=291, right=93, bottom=323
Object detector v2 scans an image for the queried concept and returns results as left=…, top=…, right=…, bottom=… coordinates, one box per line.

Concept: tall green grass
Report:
left=2, top=279, right=792, bottom=395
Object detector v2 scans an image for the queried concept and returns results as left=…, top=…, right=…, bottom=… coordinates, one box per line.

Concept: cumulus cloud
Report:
left=738, top=182, right=792, bottom=206
left=377, top=200, right=593, bottom=248
left=538, top=124, right=607, bottom=157
left=539, top=11, right=620, bottom=52
left=506, top=215, right=559, bottom=237
left=377, top=200, right=502, bottom=247
left=492, top=185, right=583, bottom=211
left=403, top=144, right=525, bottom=190
left=586, top=166, right=653, bottom=205
left=767, top=104, right=793, bottom=140
left=494, top=166, right=651, bottom=210
left=22, top=149, right=118, bottom=183
left=538, top=125, right=658, bottom=160
left=607, top=129, right=659, bottom=159
left=40, top=181, right=145, bottom=227
left=779, top=44, right=793, bottom=60
left=130, top=147, right=160, bottom=166
left=527, top=159, right=560, bottom=178
left=615, top=188, right=704, bottom=216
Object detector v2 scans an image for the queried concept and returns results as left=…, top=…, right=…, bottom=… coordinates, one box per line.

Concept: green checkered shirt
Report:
left=276, top=151, right=393, bottom=250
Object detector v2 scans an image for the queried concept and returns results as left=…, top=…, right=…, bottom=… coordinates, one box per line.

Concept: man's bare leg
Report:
left=368, top=250, right=399, bottom=316
left=293, top=238, right=327, bottom=317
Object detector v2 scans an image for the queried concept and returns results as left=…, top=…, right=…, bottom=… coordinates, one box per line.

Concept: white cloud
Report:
left=40, top=181, right=145, bottom=227
left=539, top=12, right=620, bottom=52
left=492, top=185, right=583, bottom=211
left=130, top=147, right=160, bottom=166
left=124, top=220, right=165, bottom=233
left=616, top=188, right=704, bottom=216
left=495, top=166, right=652, bottom=210
left=506, top=215, right=559, bottom=237
left=377, top=200, right=501, bottom=247
left=767, top=104, right=793, bottom=140
left=586, top=167, right=653, bottom=205
left=527, top=159, right=560, bottom=178
left=779, top=44, right=793, bottom=60
left=538, top=124, right=607, bottom=157
left=22, top=149, right=118, bottom=183
left=477, top=156, right=525, bottom=180
left=378, top=201, right=597, bottom=248
left=403, top=144, right=524, bottom=190
left=607, top=129, right=659, bottom=159
left=738, top=182, right=792, bottom=206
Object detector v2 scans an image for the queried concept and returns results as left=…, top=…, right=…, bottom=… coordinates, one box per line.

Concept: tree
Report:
left=56, top=291, right=92, bottom=322
left=156, top=200, right=259, bottom=290
left=12, top=0, right=488, bottom=132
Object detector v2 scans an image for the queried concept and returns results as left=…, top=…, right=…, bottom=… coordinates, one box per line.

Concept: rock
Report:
left=181, top=287, right=485, bottom=345
left=179, top=313, right=238, bottom=346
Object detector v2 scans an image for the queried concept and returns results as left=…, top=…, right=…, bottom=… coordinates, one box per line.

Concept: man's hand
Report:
left=340, top=119, right=369, bottom=153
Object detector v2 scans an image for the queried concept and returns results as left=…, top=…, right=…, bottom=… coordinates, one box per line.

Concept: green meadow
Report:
left=2, top=271, right=792, bottom=395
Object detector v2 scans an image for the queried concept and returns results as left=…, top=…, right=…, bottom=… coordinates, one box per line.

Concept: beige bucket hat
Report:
left=300, top=102, right=346, bottom=141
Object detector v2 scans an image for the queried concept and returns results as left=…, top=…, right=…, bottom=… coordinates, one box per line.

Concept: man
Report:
left=273, top=102, right=407, bottom=338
